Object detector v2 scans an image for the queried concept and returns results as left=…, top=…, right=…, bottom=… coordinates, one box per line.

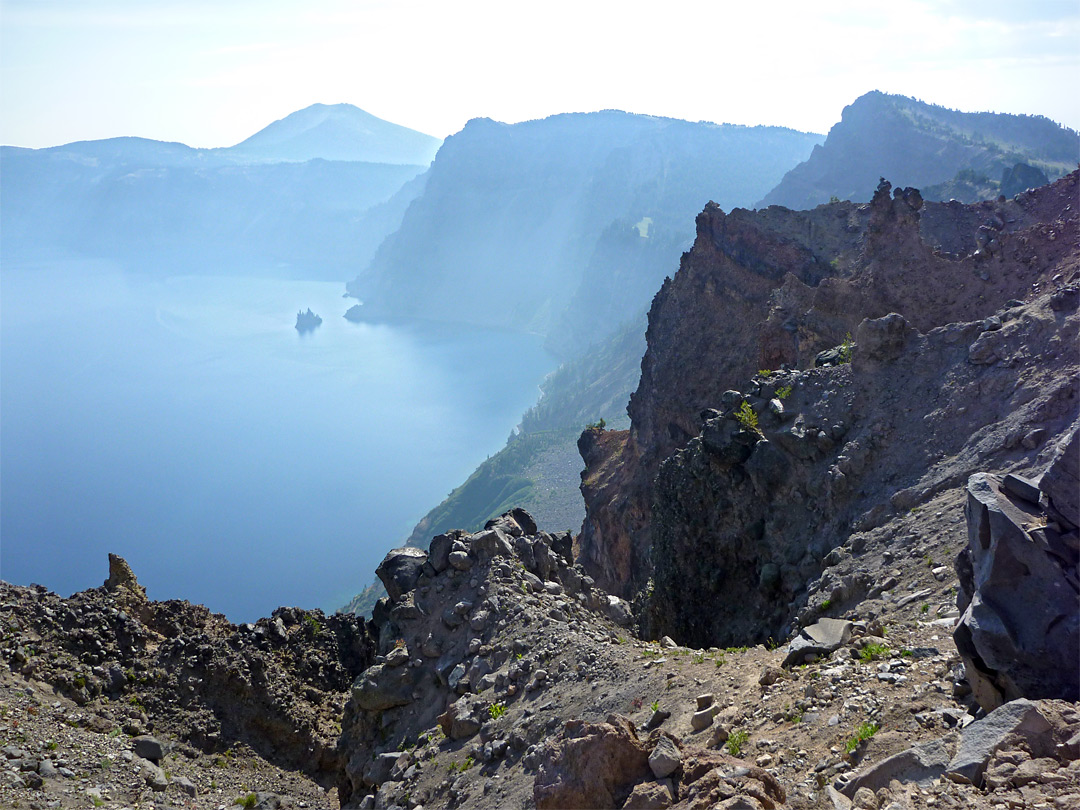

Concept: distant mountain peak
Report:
left=227, top=103, right=442, bottom=165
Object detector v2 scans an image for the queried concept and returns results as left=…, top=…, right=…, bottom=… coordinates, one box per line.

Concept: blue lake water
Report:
left=1, top=260, right=557, bottom=621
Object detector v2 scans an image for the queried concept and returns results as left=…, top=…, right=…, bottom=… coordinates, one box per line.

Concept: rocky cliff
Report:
left=579, top=172, right=1079, bottom=609
left=2, top=171, right=1077, bottom=810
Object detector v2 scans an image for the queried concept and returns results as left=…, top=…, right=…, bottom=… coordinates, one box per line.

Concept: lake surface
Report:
left=1, top=260, right=557, bottom=621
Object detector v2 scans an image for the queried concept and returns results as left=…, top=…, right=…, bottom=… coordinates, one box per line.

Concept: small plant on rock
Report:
left=838, top=332, right=854, bottom=364
left=447, top=755, right=475, bottom=773
left=859, top=643, right=889, bottom=662
left=726, top=728, right=749, bottom=757
left=845, top=721, right=879, bottom=752
left=734, top=401, right=760, bottom=434
left=650, top=700, right=660, bottom=713
left=236, top=793, right=258, bottom=809
left=776, top=384, right=793, bottom=400
left=489, top=701, right=507, bottom=720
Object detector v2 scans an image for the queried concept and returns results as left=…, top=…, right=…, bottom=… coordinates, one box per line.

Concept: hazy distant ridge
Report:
left=758, top=91, right=1079, bottom=209
left=0, top=104, right=440, bottom=277
left=349, top=110, right=823, bottom=355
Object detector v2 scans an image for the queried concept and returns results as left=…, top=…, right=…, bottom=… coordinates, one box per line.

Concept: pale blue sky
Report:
left=1, top=0, right=1077, bottom=148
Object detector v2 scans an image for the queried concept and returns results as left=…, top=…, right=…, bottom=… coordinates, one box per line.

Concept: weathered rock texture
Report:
left=534, top=716, right=786, bottom=810
left=954, top=464, right=1079, bottom=711
left=0, top=557, right=373, bottom=786
left=578, top=172, right=1079, bottom=650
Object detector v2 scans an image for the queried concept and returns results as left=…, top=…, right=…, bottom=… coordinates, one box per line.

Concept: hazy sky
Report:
left=1, top=0, right=1077, bottom=148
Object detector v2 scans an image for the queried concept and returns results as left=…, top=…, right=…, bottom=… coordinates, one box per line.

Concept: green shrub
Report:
left=776, top=385, right=793, bottom=400
left=235, top=793, right=257, bottom=809
left=734, top=402, right=760, bottom=433
left=845, top=721, right=879, bottom=752
left=859, top=643, right=889, bottom=662
left=838, top=332, right=854, bottom=364
left=726, top=728, right=749, bottom=757
left=489, top=701, right=507, bottom=720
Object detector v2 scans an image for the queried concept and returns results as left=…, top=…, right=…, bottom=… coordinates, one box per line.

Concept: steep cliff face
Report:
left=647, top=291, right=1078, bottom=648
left=579, top=172, right=1080, bottom=606
left=348, top=111, right=821, bottom=355
left=757, top=90, right=1078, bottom=209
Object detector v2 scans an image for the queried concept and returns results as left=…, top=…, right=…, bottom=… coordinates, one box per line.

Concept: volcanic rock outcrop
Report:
left=954, top=429, right=1080, bottom=711
left=579, top=173, right=1080, bottom=651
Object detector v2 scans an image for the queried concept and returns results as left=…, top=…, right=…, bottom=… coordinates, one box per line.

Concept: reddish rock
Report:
left=534, top=716, right=650, bottom=809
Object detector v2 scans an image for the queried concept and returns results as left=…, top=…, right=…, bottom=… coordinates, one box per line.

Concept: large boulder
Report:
left=436, top=695, right=487, bottom=740
left=375, top=547, right=428, bottom=603
left=534, top=716, right=651, bottom=810
left=350, top=663, right=416, bottom=712
left=783, top=618, right=853, bottom=667
left=853, top=312, right=915, bottom=368
left=839, top=736, right=953, bottom=798
left=103, top=553, right=153, bottom=622
left=534, top=716, right=785, bottom=810
left=470, top=527, right=514, bottom=561
left=954, top=473, right=1079, bottom=710
left=945, top=698, right=1055, bottom=786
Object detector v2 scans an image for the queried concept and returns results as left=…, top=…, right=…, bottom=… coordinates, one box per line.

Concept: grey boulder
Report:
left=783, top=618, right=853, bottom=667
left=131, top=735, right=163, bottom=763
left=954, top=473, right=1079, bottom=710
left=351, top=663, right=416, bottom=712
left=839, top=736, right=953, bottom=798
left=376, top=547, right=428, bottom=602
left=945, top=699, right=1053, bottom=786
left=648, top=734, right=682, bottom=779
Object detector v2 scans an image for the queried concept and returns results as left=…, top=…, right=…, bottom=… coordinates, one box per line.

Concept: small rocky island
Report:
left=294, top=307, right=323, bottom=333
